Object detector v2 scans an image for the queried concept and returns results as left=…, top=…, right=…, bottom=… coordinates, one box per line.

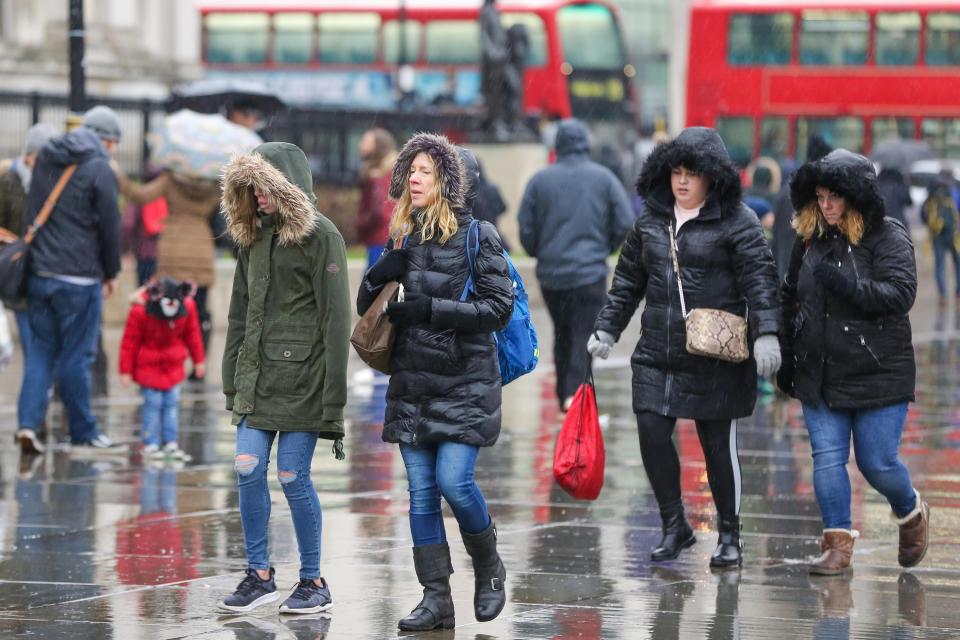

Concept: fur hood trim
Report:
left=388, top=132, right=465, bottom=211
left=790, top=149, right=885, bottom=228
left=221, top=152, right=318, bottom=248
left=636, top=126, right=742, bottom=212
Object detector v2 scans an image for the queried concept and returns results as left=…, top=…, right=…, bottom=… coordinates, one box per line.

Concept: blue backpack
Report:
left=460, top=220, right=538, bottom=385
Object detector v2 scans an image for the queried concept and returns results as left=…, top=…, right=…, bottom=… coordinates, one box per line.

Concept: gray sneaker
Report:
left=279, top=578, right=333, bottom=614
left=220, top=568, right=280, bottom=613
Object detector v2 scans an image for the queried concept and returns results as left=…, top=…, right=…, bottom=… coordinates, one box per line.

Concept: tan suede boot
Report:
left=809, top=529, right=856, bottom=576
left=892, top=491, right=930, bottom=568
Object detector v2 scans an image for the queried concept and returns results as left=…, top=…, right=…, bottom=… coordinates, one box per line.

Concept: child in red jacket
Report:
left=120, top=277, right=205, bottom=459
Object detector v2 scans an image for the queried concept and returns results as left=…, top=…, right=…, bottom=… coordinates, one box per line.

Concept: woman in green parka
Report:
left=217, top=142, right=351, bottom=615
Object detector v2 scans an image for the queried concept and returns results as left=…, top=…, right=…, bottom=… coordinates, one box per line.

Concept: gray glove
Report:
left=587, top=330, right=616, bottom=360
left=753, top=334, right=782, bottom=377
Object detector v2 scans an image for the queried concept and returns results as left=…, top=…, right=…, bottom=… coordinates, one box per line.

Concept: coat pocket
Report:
left=259, top=341, right=313, bottom=394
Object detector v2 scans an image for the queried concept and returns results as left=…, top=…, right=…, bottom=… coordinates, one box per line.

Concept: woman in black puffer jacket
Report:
left=779, top=149, right=928, bottom=576
left=590, top=127, right=782, bottom=569
left=357, top=134, right=513, bottom=631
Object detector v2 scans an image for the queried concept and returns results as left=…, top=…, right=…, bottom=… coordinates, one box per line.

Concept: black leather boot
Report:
left=461, top=521, right=507, bottom=622
left=710, top=517, right=743, bottom=569
left=652, top=501, right=696, bottom=561
left=397, top=543, right=456, bottom=631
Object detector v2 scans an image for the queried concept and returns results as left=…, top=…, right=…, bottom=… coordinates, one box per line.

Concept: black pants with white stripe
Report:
left=636, top=411, right=741, bottom=521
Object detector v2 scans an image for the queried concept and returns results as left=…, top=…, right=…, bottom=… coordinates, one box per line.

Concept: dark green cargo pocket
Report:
left=258, top=342, right=313, bottom=393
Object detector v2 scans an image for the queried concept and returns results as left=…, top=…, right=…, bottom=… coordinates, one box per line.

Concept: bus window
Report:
left=557, top=4, right=623, bottom=70
left=760, top=117, right=789, bottom=159
left=716, top=117, right=754, bottom=167
left=800, top=11, right=868, bottom=65
left=872, top=117, right=916, bottom=143
left=274, top=13, right=313, bottom=64
left=926, top=13, right=960, bottom=66
left=796, top=117, right=864, bottom=159
left=205, top=13, right=269, bottom=64
left=383, top=20, right=422, bottom=64
left=922, top=118, right=960, bottom=158
left=875, top=12, right=919, bottom=65
left=425, top=20, right=480, bottom=64
left=727, top=13, right=793, bottom=65
left=501, top=13, right=547, bottom=67
left=318, top=13, right=380, bottom=64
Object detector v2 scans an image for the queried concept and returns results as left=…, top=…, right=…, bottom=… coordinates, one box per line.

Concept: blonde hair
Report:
left=388, top=154, right=459, bottom=244
left=792, top=201, right=865, bottom=246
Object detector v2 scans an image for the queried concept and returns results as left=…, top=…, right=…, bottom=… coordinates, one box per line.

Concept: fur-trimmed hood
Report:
left=221, top=142, right=319, bottom=248
left=636, top=126, right=742, bottom=213
left=388, top=132, right=465, bottom=212
left=790, top=149, right=885, bottom=227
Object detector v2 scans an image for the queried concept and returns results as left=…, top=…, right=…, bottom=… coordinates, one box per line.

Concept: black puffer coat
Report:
left=358, top=137, right=513, bottom=446
left=594, top=127, right=780, bottom=420
left=780, top=149, right=916, bottom=409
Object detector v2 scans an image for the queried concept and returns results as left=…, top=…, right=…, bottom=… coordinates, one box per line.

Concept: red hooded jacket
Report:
left=119, top=292, right=205, bottom=391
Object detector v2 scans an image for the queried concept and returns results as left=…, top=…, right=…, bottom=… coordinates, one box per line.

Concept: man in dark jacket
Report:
left=518, top=119, right=633, bottom=410
left=16, top=106, right=123, bottom=454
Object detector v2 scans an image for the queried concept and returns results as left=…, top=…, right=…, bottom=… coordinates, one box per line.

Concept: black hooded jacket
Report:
left=518, top=119, right=634, bottom=291
left=780, top=149, right=916, bottom=409
left=357, top=137, right=514, bottom=447
left=594, top=127, right=780, bottom=420
left=26, top=127, right=121, bottom=281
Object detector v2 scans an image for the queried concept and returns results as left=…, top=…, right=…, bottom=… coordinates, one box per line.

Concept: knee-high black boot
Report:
left=652, top=499, right=696, bottom=561
left=398, top=543, right=456, bottom=631
left=710, top=516, right=742, bottom=568
left=461, top=521, right=507, bottom=622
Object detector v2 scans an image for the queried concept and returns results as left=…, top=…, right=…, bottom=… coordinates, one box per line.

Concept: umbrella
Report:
left=170, top=78, right=286, bottom=116
left=148, top=110, right=262, bottom=179
left=870, top=138, right=934, bottom=172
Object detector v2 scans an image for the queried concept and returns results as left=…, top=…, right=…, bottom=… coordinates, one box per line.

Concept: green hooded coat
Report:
left=221, top=143, right=350, bottom=446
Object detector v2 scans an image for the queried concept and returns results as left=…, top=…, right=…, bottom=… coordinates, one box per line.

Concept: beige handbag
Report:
left=350, top=237, right=405, bottom=373
left=668, top=223, right=749, bottom=363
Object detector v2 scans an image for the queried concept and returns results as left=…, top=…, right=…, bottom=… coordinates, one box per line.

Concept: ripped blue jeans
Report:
left=235, top=419, right=323, bottom=579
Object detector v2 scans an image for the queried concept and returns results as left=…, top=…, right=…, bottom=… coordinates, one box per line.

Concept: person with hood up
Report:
left=588, top=127, right=782, bottom=569
left=17, top=106, right=123, bottom=454
left=357, top=134, right=514, bottom=631
left=779, top=149, right=927, bottom=575
left=518, top=118, right=633, bottom=411
left=218, top=142, right=351, bottom=615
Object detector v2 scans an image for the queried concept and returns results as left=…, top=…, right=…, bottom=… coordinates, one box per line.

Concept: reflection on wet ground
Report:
left=2, top=328, right=960, bottom=638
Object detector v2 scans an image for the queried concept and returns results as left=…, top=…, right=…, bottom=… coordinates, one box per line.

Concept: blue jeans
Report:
left=399, top=442, right=491, bottom=546
left=235, top=419, right=323, bottom=580
left=18, top=277, right=102, bottom=443
left=14, top=309, right=31, bottom=359
left=802, top=400, right=916, bottom=530
left=933, top=241, right=960, bottom=297
left=142, top=385, right=181, bottom=447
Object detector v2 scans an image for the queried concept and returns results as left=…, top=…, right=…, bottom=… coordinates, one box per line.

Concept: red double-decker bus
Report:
left=197, top=0, right=637, bottom=125
left=687, top=0, right=960, bottom=166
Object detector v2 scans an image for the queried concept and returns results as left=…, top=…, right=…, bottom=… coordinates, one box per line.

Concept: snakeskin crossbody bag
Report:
left=668, top=222, right=749, bottom=363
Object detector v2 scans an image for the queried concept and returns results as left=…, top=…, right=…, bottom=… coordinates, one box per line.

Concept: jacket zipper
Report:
left=663, top=222, right=675, bottom=415
left=859, top=334, right=881, bottom=366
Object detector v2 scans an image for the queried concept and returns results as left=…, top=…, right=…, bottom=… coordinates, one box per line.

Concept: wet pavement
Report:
left=3, top=269, right=960, bottom=639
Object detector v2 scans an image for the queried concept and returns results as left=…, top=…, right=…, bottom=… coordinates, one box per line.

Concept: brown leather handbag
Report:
left=350, top=237, right=404, bottom=373
left=668, top=222, right=749, bottom=363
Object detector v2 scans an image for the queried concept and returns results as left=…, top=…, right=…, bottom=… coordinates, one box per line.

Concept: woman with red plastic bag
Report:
left=588, top=128, right=781, bottom=569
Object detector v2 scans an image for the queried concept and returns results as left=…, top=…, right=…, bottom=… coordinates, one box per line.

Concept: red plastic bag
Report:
left=141, top=197, right=169, bottom=236
left=553, top=380, right=605, bottom=500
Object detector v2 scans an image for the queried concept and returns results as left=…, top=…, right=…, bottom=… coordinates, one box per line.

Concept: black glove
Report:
left=813, top=263, right=857, bottom=298
left=775, top=353, right=796, bottom=397
left=386, top=292, right=432, bottom=326
left=367, top=248, right=408, bottom=286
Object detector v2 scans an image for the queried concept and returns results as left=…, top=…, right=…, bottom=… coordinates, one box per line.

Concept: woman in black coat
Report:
left=357, top=134, right=513, bottom=631
left=589, top=127, right=782, bottom=568
left=779, top=149, right=928, bottom=575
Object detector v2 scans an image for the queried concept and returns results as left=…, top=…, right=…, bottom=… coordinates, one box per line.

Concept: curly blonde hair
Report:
left=792, top=201, right=865, bottom=246
left=388, top=154, right=459, bottom=244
